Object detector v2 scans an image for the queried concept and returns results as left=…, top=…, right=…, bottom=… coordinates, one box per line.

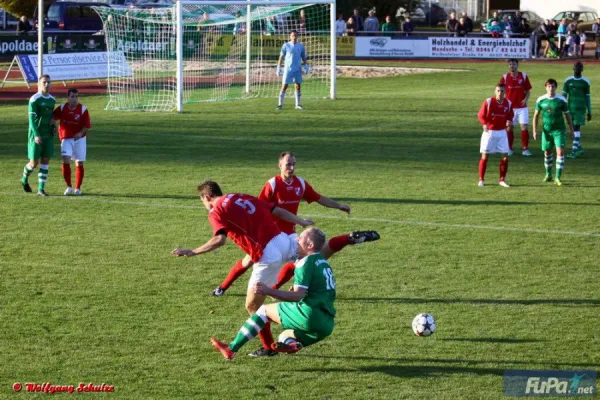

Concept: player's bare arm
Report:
left=272, top=206, right=314, bottom=227
left=532, top=110, right=539, bottom=140
left=75, top=127, right=90, bottom=140
left=522, top=90, right=530, bottom=107
left=564, top=113, right=575, bottom=138
left=316, top=196, right=351, bottom=214
left=253, top=281, right=305, bottom=302
left=171, top=234, right=227, bottom=257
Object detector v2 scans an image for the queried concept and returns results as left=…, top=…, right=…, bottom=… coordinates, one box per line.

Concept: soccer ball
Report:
left=412, top=313, right=436, bottom=337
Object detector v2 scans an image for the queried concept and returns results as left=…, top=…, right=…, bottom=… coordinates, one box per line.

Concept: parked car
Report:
left=34, top=1, right=111, bottom=31
left=397, top=3, right=448, bottom=26
left=552, top=11, right=598, bottom=33
left=481, top=10, right=543, bottom=32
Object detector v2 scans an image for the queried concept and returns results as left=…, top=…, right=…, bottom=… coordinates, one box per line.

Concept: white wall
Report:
left=520, top=0, right=599, bottom=20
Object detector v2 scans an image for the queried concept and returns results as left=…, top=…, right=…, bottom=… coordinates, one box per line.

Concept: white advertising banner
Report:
left=429, top=37, right=531, bottom=59
left=18, top=51, right=132, bottom=82
left=355, top=36, right=429, bottom=58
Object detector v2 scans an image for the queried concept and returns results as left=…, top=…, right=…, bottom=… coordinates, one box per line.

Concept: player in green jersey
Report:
left=562, top=62, right=591, bottom=159
left=533, top=79, right=575, bottom=186
left=20, top=74, right=57, bottom=196
left=210, top=227, right=336, bottom=360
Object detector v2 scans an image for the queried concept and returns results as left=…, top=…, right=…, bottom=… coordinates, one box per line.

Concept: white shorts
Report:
left=480, top=130, right=509, bottom=154
left=248, top=232, right=298, bottom=288
left=61, top=137, right=87, bottom=161
left=512, top=107, right=529, bottom=126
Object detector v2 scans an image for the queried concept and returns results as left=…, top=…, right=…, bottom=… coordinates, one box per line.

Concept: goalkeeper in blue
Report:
left=276, top=30, right=309, bottom=111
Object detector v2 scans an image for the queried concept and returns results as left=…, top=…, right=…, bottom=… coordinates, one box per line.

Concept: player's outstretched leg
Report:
left=271, top=341, right=302, bottom=354
left=213, top=259, right=251, bottom=296
left=273, top=231, right=381, bottom=289
left=210, top=338, right=236, bottom=360
left=320, top=231, right=380, bottom=260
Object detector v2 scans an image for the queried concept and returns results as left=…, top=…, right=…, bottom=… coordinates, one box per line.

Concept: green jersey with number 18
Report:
left=293, top=253, right=336, bottom=317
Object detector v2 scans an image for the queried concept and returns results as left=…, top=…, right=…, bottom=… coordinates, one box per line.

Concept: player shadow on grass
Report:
left=87, top=193, right=199, bottom=201
left=439, top=338, right=543, bottom=343
left=296, top=365, right=505, bottom=377
left=297, top=355, right=600, bottom=369
left=333, top=197, right=600, bottom=207
left=336, top=297, right=600, bottom=306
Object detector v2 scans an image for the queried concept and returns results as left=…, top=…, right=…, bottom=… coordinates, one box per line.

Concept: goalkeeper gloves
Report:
left=276, top=65, right=282, bottom=77
left=303, top=64, right=310, bottom=74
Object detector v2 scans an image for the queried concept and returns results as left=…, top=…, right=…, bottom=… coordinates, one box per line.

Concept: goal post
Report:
left=96, top=0, right=336, bottom=112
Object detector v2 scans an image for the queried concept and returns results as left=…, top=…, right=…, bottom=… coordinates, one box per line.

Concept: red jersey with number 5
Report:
left=500, top=72, right=532, bottom=109
left=208, top=193, right=281, bottom=262
left=52, top=103, right=91, bottom=140
left=258, top=176, right=321, bottom=234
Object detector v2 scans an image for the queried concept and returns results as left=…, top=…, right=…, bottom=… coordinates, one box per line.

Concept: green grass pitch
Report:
left=1, top=60, right=599, bottom=399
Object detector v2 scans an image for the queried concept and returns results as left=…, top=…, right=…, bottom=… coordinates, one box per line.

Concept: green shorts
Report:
left=569, top=110, right=587, bottom=126
left=27, top=136, right=54, bottom=160
left=278, top=302, right=334, bottom=346
left=541, top=130, right=566, bottom=152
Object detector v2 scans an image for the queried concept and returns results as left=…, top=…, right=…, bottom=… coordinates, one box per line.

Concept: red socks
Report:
left=75, top=165, right=84, bottom=190
left=272, top=262, right=295, bottom=289
left=327, top=234, right=352, bottom=253
left=507, top=128, right=514, bottom=150
left=479, top=158, right=488, bottom=180
left=521, top=129, right=529, bottom=150
left=499, top=158, right=508, bottom=181
left=258, top=322, right=274, bottom=350
left=62, top=163, right=72, bottom=187
left=220, top=260, right=250, bottom=290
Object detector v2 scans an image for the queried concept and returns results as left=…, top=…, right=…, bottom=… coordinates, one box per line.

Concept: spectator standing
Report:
left=512, top=11, right=523, bottom=33
left=593, top=17, right=599, bottom=35
left=461, top=12, right=473, bottom=34
left=579, top=31, right=586, bottom=57
left=487, top=11, right=504, bottom=32
left=446, top=12, right=459, bottom=36
left=565, top=31, right=574, bottom=56
left=502, top=15, right=512, bottom=37
left=456, top=18, right=467, bottom=37
left=401, top=16, right=414, bottom=36
left=364, top=10, right=379, bottom=32
left=381, top=15, right=395, bottom=37
left=573, top=31, right=581, bottom=57
left=558, top=18, right=568, bottom=54
left=17, top=15, right=32, bottom=35
left=519, top=18, right=531, bottom=38
left=352, top=9, right=364, bottom=32
left=298, top=9, right=307, bottom=33
left=345, top=16, right=356, bottom=36
left=335, top=13, right=346, bottom=36
left=535, top=20, right=551, bottom=57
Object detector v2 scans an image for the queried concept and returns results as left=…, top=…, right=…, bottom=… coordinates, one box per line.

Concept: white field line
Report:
left=2, top=192, right=599, bottom=238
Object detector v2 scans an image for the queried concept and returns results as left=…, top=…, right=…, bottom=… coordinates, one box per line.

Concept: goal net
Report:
left=95, top=1, right=335, bottom=112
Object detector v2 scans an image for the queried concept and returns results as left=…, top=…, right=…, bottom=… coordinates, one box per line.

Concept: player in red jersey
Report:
left=477, top=83, right=514, bottom=187
left=213, top=151, right=380, bottom=305
left=52, top=89, right=91, bottom=196
left=171, top=180, right=314, bottom=357
left=499, top=59, right=532, bottom=156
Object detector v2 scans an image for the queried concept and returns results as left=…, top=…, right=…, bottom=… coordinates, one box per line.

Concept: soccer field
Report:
left=0, top=60, right=599, bottom=399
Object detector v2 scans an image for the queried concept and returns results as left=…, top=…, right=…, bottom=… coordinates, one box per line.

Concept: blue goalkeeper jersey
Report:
left=280, top=42, right=305, bottom=73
